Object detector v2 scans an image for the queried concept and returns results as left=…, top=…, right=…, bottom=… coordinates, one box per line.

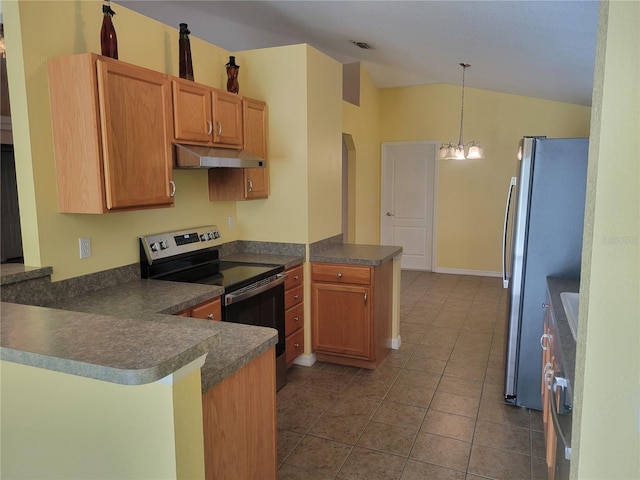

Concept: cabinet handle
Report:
left=386, top=211, right=395, bottom=216
left=540, top=333, right=551, bottom=350
left=216, top=121, right=222, bottom=136
left=206, top=120, right=213, bottom=135
left=294, top=316, right=300, bottom=322
left=294, top=294, right=300, bottom=300
left=247, top=179, right=253, bottom=192
left=336, top=273, right=343, bottom=278
left=207, top=313, right=214, bottom=320
left=542, top=303, right=550, bottom=309
left=169, top=180, right=176, bottom=197
left=294, top=343, right=300, bottom=348
left=544, top=362, right=554, bottom=390
left=294, top=275, right=299, bottom=280
left=364, top=293, right=368, bottom=306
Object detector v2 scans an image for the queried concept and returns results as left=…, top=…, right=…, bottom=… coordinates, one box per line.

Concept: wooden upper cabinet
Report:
left=208, top=96, right=269, bottom=201
left=212, top=90, right=243, bottom=147
left=48, top=53, right=174, bottom=213
left=171, top=78, right=243, bottom=147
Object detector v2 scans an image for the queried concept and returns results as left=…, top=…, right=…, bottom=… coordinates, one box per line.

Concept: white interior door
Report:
left=381, top=142, right=437, bottom=270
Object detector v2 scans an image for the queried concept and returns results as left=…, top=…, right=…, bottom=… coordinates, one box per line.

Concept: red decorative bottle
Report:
left=179, top=23, right=194, bottom=81
left=100, top=2, right=118, bottom=59
left=225, top=56, right=239, bottom=94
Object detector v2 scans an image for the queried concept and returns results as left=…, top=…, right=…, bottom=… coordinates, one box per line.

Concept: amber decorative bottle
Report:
left=225, top=56, right=239, bottom=94
left=100, top=2, right=118, bottom=59
left=179, top=23, right=194, bottom=81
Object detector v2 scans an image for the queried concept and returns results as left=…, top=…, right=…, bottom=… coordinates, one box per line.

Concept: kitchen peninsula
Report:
left=0, top=265, right=282, bottom=480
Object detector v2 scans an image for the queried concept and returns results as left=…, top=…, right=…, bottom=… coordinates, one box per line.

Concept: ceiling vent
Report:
left=350, top=41, right=372, bottom=50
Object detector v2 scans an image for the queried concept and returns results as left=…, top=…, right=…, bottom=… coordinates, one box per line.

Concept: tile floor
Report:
left=277, top=271, right=546, bottom=480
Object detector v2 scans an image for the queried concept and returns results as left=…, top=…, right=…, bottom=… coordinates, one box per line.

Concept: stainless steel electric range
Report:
left=139, top=225, right=287, bottom=390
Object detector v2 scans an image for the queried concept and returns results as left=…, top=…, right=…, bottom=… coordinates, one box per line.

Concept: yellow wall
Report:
left=235, top=44, right=310, bottom=243
left=307, top=46, right=343, bottom=243
left=342, top=65, right=381, bottom=244
left=572, top=1, right=640, bottom=478
left=379, top=84, right=591, bottom=273
left=5, top=0, right=239, bottom=281
left=0, top=361, right=205, bottom=479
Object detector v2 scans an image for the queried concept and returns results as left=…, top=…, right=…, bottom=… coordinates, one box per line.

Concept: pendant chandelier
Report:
left=438, top=63, right=484, bottom=160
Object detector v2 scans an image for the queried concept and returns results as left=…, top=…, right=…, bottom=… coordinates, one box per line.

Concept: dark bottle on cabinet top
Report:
left=100, top=3, right=118, bottom=59
left=179, top=23, right=194, bottom=81
left=226, top=56, right=239, bottom=93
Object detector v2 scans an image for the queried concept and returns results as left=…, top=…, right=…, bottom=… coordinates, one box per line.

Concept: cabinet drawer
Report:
left=311, top=263, right=371, bottom=285
left=285, top=284, right=304, bottom=310
left=285, top=302, right=304, bottom=337
left=285, top=265, right=304, bottom=290
left=190, top=297, right=222, bottom=321
left=286, top=327, right=305, bottom=366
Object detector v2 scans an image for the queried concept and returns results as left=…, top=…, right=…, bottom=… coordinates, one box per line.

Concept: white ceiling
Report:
left=119, top=0, right=600, bottom=106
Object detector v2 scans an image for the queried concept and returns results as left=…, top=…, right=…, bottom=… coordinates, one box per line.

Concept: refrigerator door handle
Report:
left=502, top=176, right=518, bottom=288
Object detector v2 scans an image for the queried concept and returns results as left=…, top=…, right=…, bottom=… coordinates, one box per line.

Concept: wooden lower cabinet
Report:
left=284, top=265, right=304, bottom=367
left=202, top=348, right=277, bottom=480
left=311, top=260, right=392, bottom=368
left=175, top=297, right=222, bottom=321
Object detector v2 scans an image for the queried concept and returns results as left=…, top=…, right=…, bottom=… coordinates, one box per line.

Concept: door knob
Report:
left=386, top=212, right=394, bottom=216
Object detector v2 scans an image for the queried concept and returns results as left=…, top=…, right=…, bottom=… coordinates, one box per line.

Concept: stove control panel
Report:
left=140, top=225, right=221, bottom=264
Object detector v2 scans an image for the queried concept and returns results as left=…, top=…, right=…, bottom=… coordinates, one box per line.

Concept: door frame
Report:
left=380, top=141, right=439, bottom=271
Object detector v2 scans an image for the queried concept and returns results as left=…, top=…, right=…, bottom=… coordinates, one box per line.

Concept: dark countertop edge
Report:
left=0, top=265, right=53, bottom=285
left=546, top=276, right=579, bottom=445
left=309, top=244, right=403, bottom=266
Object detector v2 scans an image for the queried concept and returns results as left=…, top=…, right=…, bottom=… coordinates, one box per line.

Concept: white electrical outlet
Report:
left=228, top=216, right=235, bottom=230
left=79, top=237, right=91, bottom=259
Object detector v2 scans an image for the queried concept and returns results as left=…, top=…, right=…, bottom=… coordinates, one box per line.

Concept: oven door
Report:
left=223, top=273, right=287, bottom=390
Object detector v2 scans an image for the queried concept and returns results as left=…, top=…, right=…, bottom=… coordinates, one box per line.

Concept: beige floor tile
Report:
left=430, top=391, right=480, bottom=418
left=371, top=400, right=427, bottom=429
left=421, top=410, right=476, bottom=442
left=309, top=411, right=371, bottom=444
left=356, top=421, right=418, bottom=456
left=277, top=463, right=335, bottom=480
left=437, top=375, right=484, bottom=399
left=395, top=369, right=441, bottom=389
left=277, top=402, right=324, bottom=434
left=473, top=419, right=531, bottom=455
left=411, top=344, right=453, bottom=361
left=285, top=435, right=353, bottom=477
left=443, top=362, right=487, bottom=382
left=410, top=432, right=471, bottom=472
left=467, top=443, right=532, bottom=480
left=400, top=459, right=465, bottom=480
left=386, top=382, right=436, bottom=408
left=278, top=429, right=304, bottom=463
left=405, top=355, right=447, bottom=375
left=338, top=446, right=407, bottom=480
left=477, top=398, right=531, bottom=429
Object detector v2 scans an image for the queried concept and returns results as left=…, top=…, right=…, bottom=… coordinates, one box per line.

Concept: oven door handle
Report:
left=224, top=273, right=288, bottom=305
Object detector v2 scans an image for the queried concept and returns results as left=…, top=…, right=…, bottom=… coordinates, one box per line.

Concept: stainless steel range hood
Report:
left=174, top=143, right=265, bottom=169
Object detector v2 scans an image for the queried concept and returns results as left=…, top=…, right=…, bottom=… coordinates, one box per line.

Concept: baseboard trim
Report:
left=390, top=336, right=401, bottom=350
left=292, top=353, right=316, bottom=367
left=432, top=267, right=502, bottom=278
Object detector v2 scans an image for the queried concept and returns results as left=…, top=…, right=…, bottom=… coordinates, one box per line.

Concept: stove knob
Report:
left=200, top=233, right=208, bottom=242
left=213, top=231, right=220, bottom=239
left=150, top=242, right=161, bottom=252
left=159, top=240, right=169, bottom=250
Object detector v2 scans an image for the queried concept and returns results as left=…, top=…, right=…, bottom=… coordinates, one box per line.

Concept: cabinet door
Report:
left=212, top=90, right=243, bottom=146
left=312, top=283, right=371, bottom=359
left=243, top=98, right=269, bottom=199
left=172, top=79, right=213, bottom=143
left=96, top=59, right=174, bottom=210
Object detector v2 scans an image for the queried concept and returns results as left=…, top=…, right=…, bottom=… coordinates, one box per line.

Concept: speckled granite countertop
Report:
left=309, top=244, right=402, bottom=265
left=2, top=279, right=278, bottom=392
left=221, top=253, right=303, bottom=270
left=0, top=264, right=53, bottom=285
left=546, top=277, right=579, bottom=394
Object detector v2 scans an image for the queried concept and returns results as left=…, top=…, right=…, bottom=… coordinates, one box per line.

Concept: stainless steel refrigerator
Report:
left=502, top=136, right=588, bottom=410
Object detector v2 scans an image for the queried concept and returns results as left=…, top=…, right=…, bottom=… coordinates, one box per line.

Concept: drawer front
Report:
left=285, top=265, right=304, bottom=290
left=285, top=302, right=304, bottom=337
left=286, top=327, right=305, bottom=366
left=285, top=284, right=304, bottom=310
left=190, top=297, right=222, bottom=321
left=311, top=263, right=371, bottom=285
